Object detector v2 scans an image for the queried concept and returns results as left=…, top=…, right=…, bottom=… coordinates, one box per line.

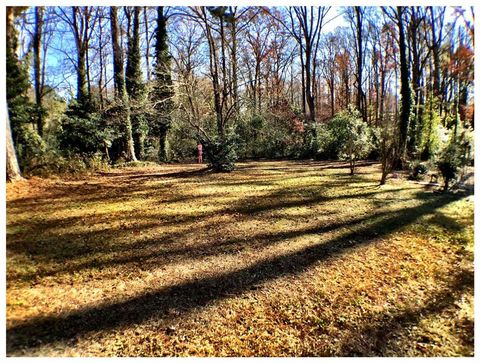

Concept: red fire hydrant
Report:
left=197, top=143, right=203, bottom=164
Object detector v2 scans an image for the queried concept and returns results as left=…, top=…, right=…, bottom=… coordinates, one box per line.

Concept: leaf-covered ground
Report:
left=6, top=161, right=474, bottom=356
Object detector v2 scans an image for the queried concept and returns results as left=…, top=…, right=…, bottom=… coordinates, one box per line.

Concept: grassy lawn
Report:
left=6, top=160, right=474, bottom=357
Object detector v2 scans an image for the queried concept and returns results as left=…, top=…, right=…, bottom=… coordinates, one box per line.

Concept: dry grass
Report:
left=6, top=160, right=474, bottom=356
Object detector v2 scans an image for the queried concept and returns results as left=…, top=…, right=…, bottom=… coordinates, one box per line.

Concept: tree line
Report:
left=6, top=6, right=474, bottom=189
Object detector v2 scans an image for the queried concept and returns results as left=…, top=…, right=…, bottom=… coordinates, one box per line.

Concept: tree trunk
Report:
left=396, top=6, right=411, bottom=168
left=443, top=177, right=450, bottom=192
left=158, top=128, right=167, bottom=162
left=33, top=6, right=44, bottom=137
left=6, top=107, right=23, bottom=182
left=202, top=8, right=224, bottom=135
left=429, top=7, right=442, bottom=99
left=355, top=7, right=365, bottom=120
left=380, top=167, right=387, bottom=185
left=229, top=7, right=239, bottom=118
left=407, top=7, right=423, bottom=155
left=304, top=43, right=315, bottom=123
left=110, top=6, right=137, bottom=161
left=299, top=40, right=306, bottom=116
left=144, top=7, right=151, bottom=81
left=77, top=46, right=88, bottom=104
left=126, top=6, right=145, bottom=160
left=329, top=77, right=335, bottom=117
left=98, top=11, right=105, bottom=109
left=72, top=7, right=89, bottom=107
left=153, top=6, right=174, bottom=161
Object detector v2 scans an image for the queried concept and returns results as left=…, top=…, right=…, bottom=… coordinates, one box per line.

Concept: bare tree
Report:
left=320, top=32, right=339, bottom=117
left=55, top=6, right=98, bottom=107
left=189, top=6, right=237, bottom=136
left=33, top=7, right=45, bottom=136
left=383, top=6, right=412, bottom=168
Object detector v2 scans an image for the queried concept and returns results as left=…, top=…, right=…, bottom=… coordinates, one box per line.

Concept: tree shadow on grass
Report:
left=235, top=160, right=377, bottom=171
left=120, top=167, right=213, bottom=180
left=7, top=161, right=378, bottom=212
left=9, top=201, right=406, bottom=284
left=337, top=267, right=474, bottom=356
left=7, top=183, right=418, bottom=284
left=6, top=192, right=462, bottom=355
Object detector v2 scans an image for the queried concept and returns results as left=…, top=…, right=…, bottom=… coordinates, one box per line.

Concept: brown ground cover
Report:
left=6, top=160, right=474, bottom=356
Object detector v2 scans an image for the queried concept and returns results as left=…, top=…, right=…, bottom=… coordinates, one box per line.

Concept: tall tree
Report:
left=152, top=6, right=174, bottom=162
left=244, top=11, right=272, bottom=114
left=383, top=6, right=412, bottom=167
left=228, top=6, right=240, bottom=118
left=197, top=6, right=230, bottom=136
left=6, top=7, right=26, bottom=181
left=6, top=6, right=36, bottom=170
left=396, top=6, right=411, bottom=166
left=428, top=6, right=446, bottom=100
left=6, top=106, right=23, bottom=182
left=290, top=7, right=330, bottom=124
left=56, top=6, right=97, bottom=109
left=320, top=32, right=339, bottom=117
left=95, top=7, right=108, bottom=109
left=125, top=6, right=146, bottom=160
left=406, top=7, right=429, bottom=155
left=270, top=6, right=330, bottom=152
left=347, top=6, right=368, bottom=121
left=110, top=6, right=137, bottom=161
left=33, top=6, right=45, bottom=137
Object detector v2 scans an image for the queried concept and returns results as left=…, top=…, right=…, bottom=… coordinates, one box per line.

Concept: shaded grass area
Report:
left=6, top=160, right=474, bottom=356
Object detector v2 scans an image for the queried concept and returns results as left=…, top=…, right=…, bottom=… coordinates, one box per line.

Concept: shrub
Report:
left=316, top=110, right=353, bottom=160
left=23, top=147, right=109, bottom=177
left=202, top=133, right=238, bottom=172
left=167, top=119, right=198, bottom=162
left=58, top=111, right=108, bottom=156
left=340, top=113, right=373, bottom=175
left=14, top=124, right=46, bottom=171
left=418, top=96, right=443, bottom=161
left=319, top=107, right=373, bottom=174
left=234, top=105, right=305, bottom=160
left=437, top=142, right=462, bottom=192
left=408, top=161, right=429, bottom=181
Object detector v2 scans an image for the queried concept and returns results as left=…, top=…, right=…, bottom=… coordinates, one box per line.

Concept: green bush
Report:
left=437, top=142, right=462, bottom=192
left=339, top=109, right=374, bottom=175
left=408, top=161, right=429, bottom=181
left=202, top=133, right=238, bottom=172
left=316, top=112, right=351, bottom=160
left=167, top=119, right=198, bottom=162
left=235, top=105, right=305, bottom=160
left=58, top=103, right=116, bottom=159
left=14, top=124, right=46, bottom=170
left=317, top=107, right=373, bottom=172
left=23, top=147, right=109, bottom=177
left=418, top=96, right=443, bottom=161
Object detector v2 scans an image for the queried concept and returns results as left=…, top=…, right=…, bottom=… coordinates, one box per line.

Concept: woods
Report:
left=6, top=5, right=474, bottom=186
